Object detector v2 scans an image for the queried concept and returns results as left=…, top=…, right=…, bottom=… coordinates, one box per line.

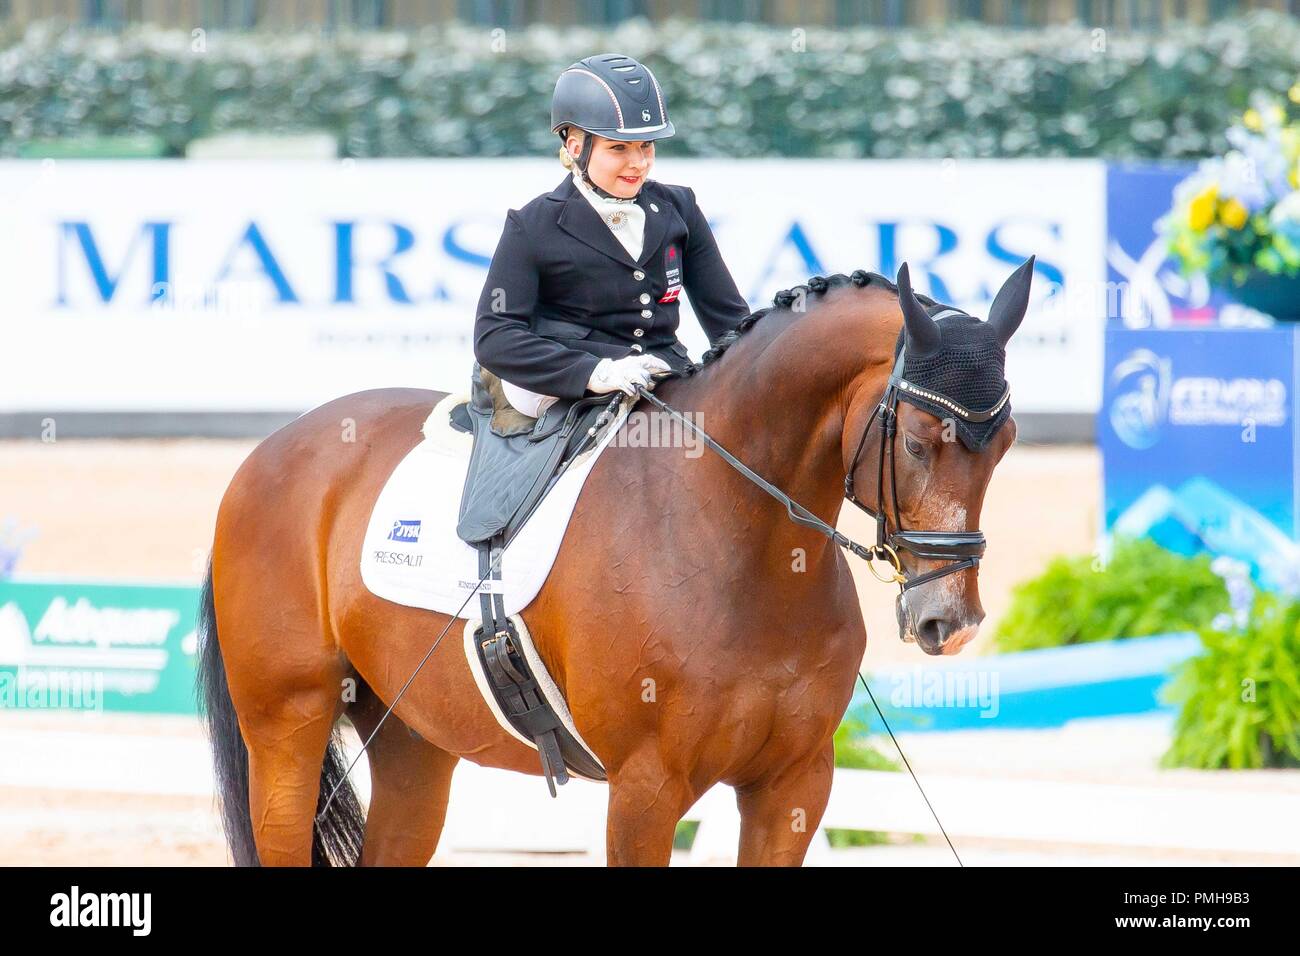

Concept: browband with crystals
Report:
left=887, top=315, right=1012, bottom=425
left=891, top=376, right=1011, bottom=423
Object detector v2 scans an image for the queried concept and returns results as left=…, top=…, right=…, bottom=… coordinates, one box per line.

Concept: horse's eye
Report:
left=904, top=435, right=927, bottom=459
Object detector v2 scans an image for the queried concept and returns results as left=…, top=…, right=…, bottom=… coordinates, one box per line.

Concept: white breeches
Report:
left=501, top=379, right=560, bottom=418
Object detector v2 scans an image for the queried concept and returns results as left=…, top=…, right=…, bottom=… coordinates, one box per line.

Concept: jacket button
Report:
left=633, top=328, right=644, bottom=337
left=633, top=270, right=645, bottom=280
left=639, top=293, right=651, bottom=304
left=640, top=309, right=653, bottom=318
left=630, top=343, right=644, bottom=353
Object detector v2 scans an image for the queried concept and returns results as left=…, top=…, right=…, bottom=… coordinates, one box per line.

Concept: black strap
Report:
left=635, top=388, right=879, bottom=563
left=476, top=536, right=570, bottom=797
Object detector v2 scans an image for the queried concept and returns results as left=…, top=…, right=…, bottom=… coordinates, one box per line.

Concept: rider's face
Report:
left=568, top=131, right=654, bottom=198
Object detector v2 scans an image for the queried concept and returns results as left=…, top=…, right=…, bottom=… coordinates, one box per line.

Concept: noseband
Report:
left=843, top=318, right=1009, bottom=593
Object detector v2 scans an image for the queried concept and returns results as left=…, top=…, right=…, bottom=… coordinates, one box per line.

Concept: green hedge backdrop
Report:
left=2, top=12, right=1298, bottom=158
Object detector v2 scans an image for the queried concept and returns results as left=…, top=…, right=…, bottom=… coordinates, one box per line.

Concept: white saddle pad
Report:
left=360, top=392, right=632, bottom=619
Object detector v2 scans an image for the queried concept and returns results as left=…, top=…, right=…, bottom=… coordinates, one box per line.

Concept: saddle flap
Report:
left=449, top=401, right=472, bottom=434
left=457, top=364, right=622, bottom=546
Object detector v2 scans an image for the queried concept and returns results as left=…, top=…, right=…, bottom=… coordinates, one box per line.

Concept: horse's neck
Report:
left=680, top=300, right=894, bottom=555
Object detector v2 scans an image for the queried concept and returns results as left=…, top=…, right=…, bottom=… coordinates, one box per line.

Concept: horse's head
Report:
left=844, top=258, right=1033, bottom=656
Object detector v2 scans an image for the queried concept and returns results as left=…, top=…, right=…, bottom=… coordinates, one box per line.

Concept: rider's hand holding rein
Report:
left=587, top=354, right=672, bottom=397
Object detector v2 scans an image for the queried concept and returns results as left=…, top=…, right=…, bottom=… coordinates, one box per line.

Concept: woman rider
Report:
left=473, top=52, right=752, bottom=417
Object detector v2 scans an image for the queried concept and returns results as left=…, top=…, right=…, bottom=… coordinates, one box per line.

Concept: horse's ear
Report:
left=895, top=263, right=941, bottom=356
left=987, top=255, right=1035, bottom=347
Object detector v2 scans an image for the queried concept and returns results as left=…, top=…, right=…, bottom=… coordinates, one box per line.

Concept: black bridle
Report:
left=843, top=322, right=1009, bottom=592
left=634, top=328, right=1008, bottom=596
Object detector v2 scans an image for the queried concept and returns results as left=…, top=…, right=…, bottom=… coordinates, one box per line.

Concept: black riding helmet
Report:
left=551, top=53, right=675, bottom=199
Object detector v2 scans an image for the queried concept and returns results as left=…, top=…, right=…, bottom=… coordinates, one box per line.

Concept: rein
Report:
left=638, top=321, right=1003, bottom=596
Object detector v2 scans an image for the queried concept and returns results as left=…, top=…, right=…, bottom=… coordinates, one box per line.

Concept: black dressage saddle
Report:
left=450, top=362, right=619, bottom=795
left=454, top=363, right=615, bottom=545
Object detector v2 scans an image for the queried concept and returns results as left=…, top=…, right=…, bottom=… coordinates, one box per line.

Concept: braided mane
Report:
left=680, top=269, right=944, bottom=376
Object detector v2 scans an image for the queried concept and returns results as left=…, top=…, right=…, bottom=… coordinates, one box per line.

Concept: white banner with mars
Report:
left=0, top=158, right=1105, bottom=413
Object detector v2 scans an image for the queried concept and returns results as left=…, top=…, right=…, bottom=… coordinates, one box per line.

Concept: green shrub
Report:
left=825, top=828, right=896, bottom=848
left=672, top=819, right=698, bottom=850
left=992, top=537, right=1230, bottom=653
left=834, top=712, right=902, bottom=771
left=1162, top=591, right=1300, bottom=769
left=3, top=13, right=1300, bottom=159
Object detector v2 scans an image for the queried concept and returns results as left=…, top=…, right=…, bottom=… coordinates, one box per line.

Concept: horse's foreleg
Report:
left=605, top=751, right=697, bottom=866
left=734, top=739, right=835, bottom=866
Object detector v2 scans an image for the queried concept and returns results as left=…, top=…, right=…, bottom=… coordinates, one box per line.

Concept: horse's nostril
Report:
left=917, top=616, right=949, bottom=647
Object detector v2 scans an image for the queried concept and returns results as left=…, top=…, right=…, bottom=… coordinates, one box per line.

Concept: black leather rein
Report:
left=635, top=334, right=1005, bottom=593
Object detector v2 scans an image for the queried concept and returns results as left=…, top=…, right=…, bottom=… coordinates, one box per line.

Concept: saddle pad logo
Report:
left=388, top=519, right=422, bottom=543
left=660, top=245, right=682, bottom=303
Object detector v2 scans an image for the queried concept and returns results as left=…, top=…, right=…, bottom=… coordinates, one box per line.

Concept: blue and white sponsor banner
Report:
left=0, top=159, right=1106, bottom=413
left=1101, top=326, right=1300, bottom=592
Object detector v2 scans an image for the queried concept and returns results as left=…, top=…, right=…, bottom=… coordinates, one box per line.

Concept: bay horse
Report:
left=196, top=265, right=1026, bottom=867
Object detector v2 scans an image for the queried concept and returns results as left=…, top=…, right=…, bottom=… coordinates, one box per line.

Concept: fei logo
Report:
left=387, top=519, right=421, bottom=544
left=1109, top=349, right=1171, bottom=450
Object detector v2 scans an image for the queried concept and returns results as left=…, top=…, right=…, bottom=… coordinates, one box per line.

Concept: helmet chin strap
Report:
left=570, top=130, right=638, bottom=201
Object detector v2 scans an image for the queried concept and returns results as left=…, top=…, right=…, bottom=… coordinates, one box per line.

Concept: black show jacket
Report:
left=473, top=173, right=751, bottom=399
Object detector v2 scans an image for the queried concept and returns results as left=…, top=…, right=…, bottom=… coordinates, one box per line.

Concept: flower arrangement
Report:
left=1163, top=88, right=1300, bottom=310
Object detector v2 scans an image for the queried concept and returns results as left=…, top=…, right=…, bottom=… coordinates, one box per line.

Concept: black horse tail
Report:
left=194, top=556, right=259, bottom=866
left=194, top=555, right=366, bottom=866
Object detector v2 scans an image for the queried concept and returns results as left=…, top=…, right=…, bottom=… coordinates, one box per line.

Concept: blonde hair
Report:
left=558, top=126, right=587, bottom=169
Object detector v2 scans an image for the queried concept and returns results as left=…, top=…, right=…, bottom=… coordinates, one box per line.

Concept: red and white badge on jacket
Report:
left=659, top=245, right=682, bottom=303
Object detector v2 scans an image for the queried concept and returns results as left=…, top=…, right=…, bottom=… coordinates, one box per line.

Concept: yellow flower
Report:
left=1283, top=128, right=1300, bottom=164
left=1243, top=108, right=1262, bottom=130
left=1188, top=185, right=1218, bottom=232
left=1290, top=83, right=1300, bottom=104
left=1220, top=198, right=1249, bottom=230
left=1291, top=164, right=1299, bottom=190
left=1267, top=105, right=1286, bottom=126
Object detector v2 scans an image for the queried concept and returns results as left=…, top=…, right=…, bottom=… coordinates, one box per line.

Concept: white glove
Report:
left=586, top=354, right=673, bottom=396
